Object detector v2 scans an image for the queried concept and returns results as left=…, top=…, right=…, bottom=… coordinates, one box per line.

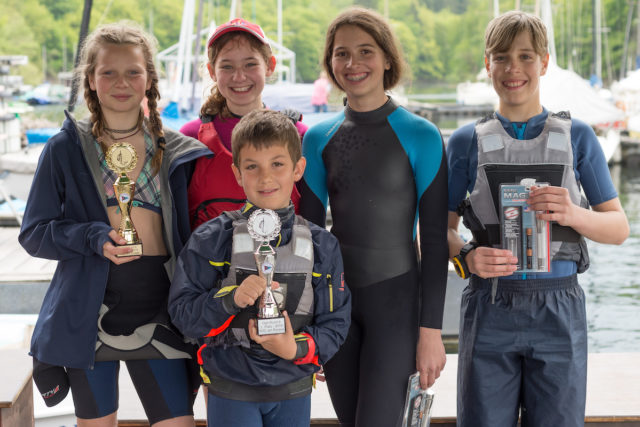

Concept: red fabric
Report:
left=187, top=121, right=247, bottom=229
left=187, top=119, right=304, bottom=229
left=293, top=332, right=319, bottom=366
left=196, top=343, right=207, bottom=365
left=208, top=18, right=268, bottom=48
left=204, top=314, right=236, bottom=337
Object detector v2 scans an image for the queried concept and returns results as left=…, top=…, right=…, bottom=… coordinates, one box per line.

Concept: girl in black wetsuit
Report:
left=299, top=7, right=449, bottom=427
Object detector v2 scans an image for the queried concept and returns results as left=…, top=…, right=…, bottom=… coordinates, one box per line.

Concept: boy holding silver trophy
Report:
left=169, top=109, right=351, bottom=427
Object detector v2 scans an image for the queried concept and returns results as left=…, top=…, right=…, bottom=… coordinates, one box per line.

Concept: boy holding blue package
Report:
left=447, top=10, right=629, bottom=427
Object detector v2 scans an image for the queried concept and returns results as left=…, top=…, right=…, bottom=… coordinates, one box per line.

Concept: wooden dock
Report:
left=2, top=225, right=639, bottom=425
left=619, top=134, right=640, bottom=166
left=0, top=227, right=56, bottom=284
left=407, top=101, right=494, bottom=124
left=14, top=349, right=637, bottom=426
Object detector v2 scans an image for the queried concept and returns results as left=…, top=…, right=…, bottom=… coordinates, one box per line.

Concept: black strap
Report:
left=550, top=110, right=571, bottom=120
left=479, top=223, right=580, bottom=245
left=551, top=224, right=581, bottom=243
left=280, top=108, right=301, bottom=124
left=200, top=114, right=214, bottom=124
left=207, top=374, right=313, bottom=402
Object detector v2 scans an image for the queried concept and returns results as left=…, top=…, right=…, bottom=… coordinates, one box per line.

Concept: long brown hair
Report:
left=78, top=21, right=165, bottom=175
left=323, top=7, right=405, bottom=92
left=200, top=32, right=272, bottom=119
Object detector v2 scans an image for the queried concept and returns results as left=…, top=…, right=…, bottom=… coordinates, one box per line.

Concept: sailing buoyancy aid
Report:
left=459, top=111, right=589, bottom=272
left=205, top=210, right=315, bottom=351
left=187, top=116, right=302, bottom=229
left=95, top=257, right=194, bottom=361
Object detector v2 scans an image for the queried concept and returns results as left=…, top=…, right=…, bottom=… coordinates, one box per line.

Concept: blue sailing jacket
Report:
left=19, top=112, right=210, bottom=369
left=169, top=206, right=351, bottom=388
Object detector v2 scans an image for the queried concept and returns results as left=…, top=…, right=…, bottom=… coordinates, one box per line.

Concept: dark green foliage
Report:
left=0, top=0, right=636, bottom=88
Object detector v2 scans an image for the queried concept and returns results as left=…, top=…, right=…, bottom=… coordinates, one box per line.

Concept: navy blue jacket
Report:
left=19, top=113, right=210, bottom=369
left=169, top=206, right=351, bottom=387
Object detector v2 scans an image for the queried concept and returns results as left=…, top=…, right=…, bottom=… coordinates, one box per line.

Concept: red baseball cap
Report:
left=207, top=18, right=269, bottom=48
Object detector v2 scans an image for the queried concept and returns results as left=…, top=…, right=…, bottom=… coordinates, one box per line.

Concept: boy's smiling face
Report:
left=232, top=142, right=306, bottom=211
left=485, top=30, right=549, bottom=121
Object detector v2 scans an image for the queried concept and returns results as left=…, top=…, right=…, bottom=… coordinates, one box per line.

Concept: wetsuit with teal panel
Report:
left=299, top=98, right=448, bottom=427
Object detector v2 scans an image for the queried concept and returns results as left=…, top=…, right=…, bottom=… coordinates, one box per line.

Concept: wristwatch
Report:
left=452, top=242, right=479, bottom=279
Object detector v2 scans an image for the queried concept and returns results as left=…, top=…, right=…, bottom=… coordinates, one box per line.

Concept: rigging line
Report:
left=620, top=0, right=636, bottom=79
left=601, top=4, right=613, bottom=84
left=576, top=0, right=584, bottom=76
left=97, top=0, right=115, bottom=27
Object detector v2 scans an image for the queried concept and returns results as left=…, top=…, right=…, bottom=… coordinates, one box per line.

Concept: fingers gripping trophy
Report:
left=247, top=209, right=286, bottom=335
left=105, top=142, right=143, bottom=256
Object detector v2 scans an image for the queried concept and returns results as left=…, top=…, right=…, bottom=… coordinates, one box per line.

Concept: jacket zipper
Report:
left=327, top=274, right=334, bottom=312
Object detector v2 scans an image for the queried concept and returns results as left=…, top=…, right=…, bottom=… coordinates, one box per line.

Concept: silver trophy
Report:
left=247, top=209, right=286, bottom=335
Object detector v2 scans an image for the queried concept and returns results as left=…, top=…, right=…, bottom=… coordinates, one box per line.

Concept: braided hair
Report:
left=77, top=21, right=165, bottom=175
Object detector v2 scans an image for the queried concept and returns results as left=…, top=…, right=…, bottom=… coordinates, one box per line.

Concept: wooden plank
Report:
left=30, top=352, right=640, bottom=425
left=0, top=348, right=33, bottom=427
left=0, top=227, right=56, bottom=283
left=106, top=354, right=640, bottom=425
left=0, top=349, right=32, bottom=409
left=585, top=353, right=640, bottom=418
left=0, top=379, right=33, bottom=427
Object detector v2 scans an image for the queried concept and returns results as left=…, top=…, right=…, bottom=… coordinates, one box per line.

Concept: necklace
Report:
left=107, top=127, right=141, bottom=141
left=105, top=123, right=140, bottom=134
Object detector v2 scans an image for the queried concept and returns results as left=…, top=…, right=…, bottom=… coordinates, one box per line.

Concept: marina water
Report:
left=582, top=163, right=640, bottom=352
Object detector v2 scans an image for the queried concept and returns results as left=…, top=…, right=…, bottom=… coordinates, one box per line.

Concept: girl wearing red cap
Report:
left=182, top=18, right=307, bottom=229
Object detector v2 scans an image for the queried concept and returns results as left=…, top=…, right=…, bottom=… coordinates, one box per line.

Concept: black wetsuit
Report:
left=299, top=99, right=448, bottom=427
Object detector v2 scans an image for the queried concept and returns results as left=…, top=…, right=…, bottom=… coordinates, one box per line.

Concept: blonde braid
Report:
left=83, top=73, right=109, bottom=155
left=146, top=82, right=165, bottom=176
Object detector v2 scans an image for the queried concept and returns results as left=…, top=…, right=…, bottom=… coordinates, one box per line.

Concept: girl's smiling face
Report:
left=331, top=25, right=390, bottom=112
left=209, top=35, right=275, bottom=116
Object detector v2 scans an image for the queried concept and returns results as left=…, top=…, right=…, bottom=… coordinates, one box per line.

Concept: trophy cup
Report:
left=247, top=209, right=286, bottom=335
left=105, top=142, right=143, bottom=257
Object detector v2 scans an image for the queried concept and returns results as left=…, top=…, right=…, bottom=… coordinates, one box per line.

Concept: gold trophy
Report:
left=247, top=209, right=286, bottom=335
left=105, top=142, right=143, bottom=257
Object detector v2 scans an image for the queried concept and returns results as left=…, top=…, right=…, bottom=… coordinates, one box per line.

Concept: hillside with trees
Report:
left=0, top=0, right=637, bottom=89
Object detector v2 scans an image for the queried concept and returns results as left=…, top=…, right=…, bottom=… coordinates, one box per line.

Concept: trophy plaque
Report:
left=105, top=142, right=143, bottom=257
left=247, top=209, right=285, bottom=335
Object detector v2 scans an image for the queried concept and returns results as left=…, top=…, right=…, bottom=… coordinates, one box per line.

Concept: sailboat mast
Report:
left=593, top=0, right=602, bottom=84
left=637, top=0, right=640, bottom=69
left=190, top=0, right=205, bottom=112
left=68, top=0, right=93, bottom=111
left=277, top=0, right=283, bottom=83
left=541, top=0, right=556, bottom=62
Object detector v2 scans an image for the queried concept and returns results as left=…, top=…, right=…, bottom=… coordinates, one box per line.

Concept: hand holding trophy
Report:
left=247, top=209, right=286, bottom=335
left=105, top=142, right=143, bottom=257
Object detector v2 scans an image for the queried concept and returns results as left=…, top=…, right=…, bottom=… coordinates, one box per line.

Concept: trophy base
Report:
left=116, top=242, right=143, bottom=257
left=257, top=316, right=286, bottom=336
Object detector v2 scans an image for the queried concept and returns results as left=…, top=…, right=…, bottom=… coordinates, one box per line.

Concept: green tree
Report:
left=0, top=6, right=41, bottom=85
left=0, top=0, right=634, bottom=91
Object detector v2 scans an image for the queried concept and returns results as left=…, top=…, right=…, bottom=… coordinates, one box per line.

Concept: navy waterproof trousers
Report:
left=457, top=274, right=587, bottom=427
